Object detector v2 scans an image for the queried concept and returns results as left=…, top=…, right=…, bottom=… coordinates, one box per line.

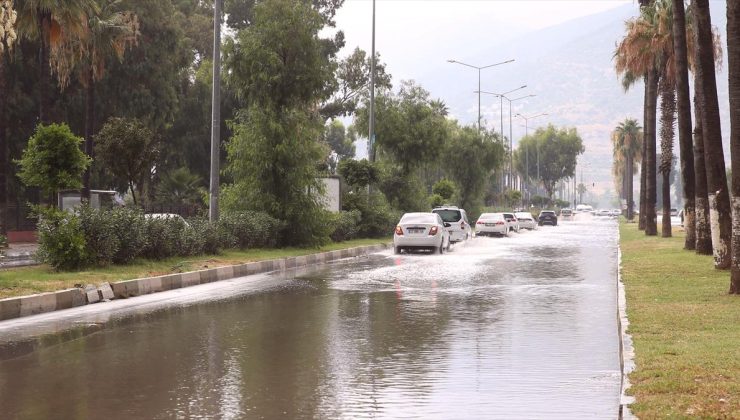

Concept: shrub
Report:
left=428, top=193, right=444, bottom=208
left=142, top=216, right=188, bottom=259
left=36, top=208, right=87, bottom=271
left=330, top=210, right=361, bottom=242
left=0, top=234, right=7, bottom=249
left=189, top=217, right=221, bottom=255
left=77, top=206, right=119, bottom=266
left=432, top=179, right=456, bottom=201
left=343, top=191, right=398, bottom=238
left=108, top=207, right=147, bottom=264
left=218, top=211, right=282, bottom=249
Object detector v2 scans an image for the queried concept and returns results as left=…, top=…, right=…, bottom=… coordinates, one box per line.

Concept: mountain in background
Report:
left=355, top=1, right=730, bottom=202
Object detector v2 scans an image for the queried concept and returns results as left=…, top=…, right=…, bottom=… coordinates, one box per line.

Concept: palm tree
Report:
left=50, top=1, right=139, bottom=199
left=612, top=119, right=643, bottom=220
left=694, top=0, right=731, bottom=269
left=693, top=71, right=712, bottom=255
left=15, top=0, right=97, bottom=123
left=0, top=0, right=16, bottom=236
left=727, top=0, right=740, bottom=293
left=615, top=4, right=660, bottom=236
left=672, top=0, right=696, bottom=249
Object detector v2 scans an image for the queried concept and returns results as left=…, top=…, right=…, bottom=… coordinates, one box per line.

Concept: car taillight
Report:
left=429, top=226, right=438, bottom=236
left=395, top=225, right=403, bottom=235
left=496, top=221, right=504, bottom=225
left=477, top=221, right=484, bottom=224
left=461, top=221, right=465, bottom=229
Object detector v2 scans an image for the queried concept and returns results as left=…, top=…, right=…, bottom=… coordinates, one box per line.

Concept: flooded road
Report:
left=0, top=217, right=620, bottom=419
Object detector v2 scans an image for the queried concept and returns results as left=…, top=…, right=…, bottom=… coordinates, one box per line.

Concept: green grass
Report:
left=620, top=222, right=739, bottom=418
left=0, top=238, right=390, bottom=299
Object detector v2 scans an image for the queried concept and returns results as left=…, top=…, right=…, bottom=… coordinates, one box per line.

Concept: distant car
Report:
left=502, top=212, right=520, bottom=233
left=394, top=212, right=451, bottom=254
left=597, top=209, right=611, bottom=217
left=475, top=213, right=509, bottom=237
left=432, top=206, right=472, bottom=243
left=611, top=209, right=622, bottom=217
left=515, top=212, right=537, bottom=230
left=560, top=208, right=573, bottom=217
left=538, top=210, right=558, bottom=226
left=145, top=213, right=190, bottom=226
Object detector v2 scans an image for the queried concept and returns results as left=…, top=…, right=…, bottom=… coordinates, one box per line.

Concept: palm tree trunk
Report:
left=38, top=10, right=52, bottom=124
left=627, top=154, right=634, bottom=220
left=82, top=68, right=95, bottom=201
left=694, top=88, right=712, bottom=254
left=673, top=0, right=696, bottom=249
left=727, top=0, right=740, bottom=293
left=659, top=80, right=675, bottom=238
left=639, top=77, right=649, bottom=230
left=0, top=57, right=7, bottom=235
left=695, top=0, right=731, bottom=269
left=645, top=69, right=659, bottom=236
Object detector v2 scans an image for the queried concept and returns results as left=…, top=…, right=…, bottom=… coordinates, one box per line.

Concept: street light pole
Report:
left=448, top=58, right=515, bottom=132
left=476, top=86, right=527, bottom=191
left=368, top=0, right=376, bottom=162
left=503, top=94, right=536, bottom=190
left=209, top=0, right=221, bottom=223
left=515, top=112, right=548, bottom=198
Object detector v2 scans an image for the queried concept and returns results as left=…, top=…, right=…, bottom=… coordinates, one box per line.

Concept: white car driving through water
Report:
left=515, top=212, right=537, bottom=230
left=394, top=212, right=451, bottom=254
left=432, top=206, right=472, bottom=243
left=475, top=213, right=509, bottom=237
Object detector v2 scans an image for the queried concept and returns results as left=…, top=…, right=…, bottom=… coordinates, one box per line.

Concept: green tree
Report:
left=323, top=119, right=356, bottom=173
left=0, top=0, right=17, bottom=234
left=50, top=0, right=140, bottom=199
left=94, top=117, right=159, bottom=205
left=432, top=179, right=456, bottom=201
left=15, top=0, right=97, bottom=122
left=155, top=167, right=204, bottom=207
left=223, top=0, right=338, bottom=246
left=16, top=123, right=90, bottom=201
left=338, top=159, right=378, bottom=191
left=612, top=118, right=642, bottom=220
left=516, top=124, right=584, bottom=202
left=444, top=125, right=505, bottom=211
left=321, top=47, right=391, bottom=119
left=355, top=81, right=448, bottom=176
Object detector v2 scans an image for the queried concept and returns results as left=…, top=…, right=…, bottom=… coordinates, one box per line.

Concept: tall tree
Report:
left=694, top=0, right=731, bottom=269
left=693, top=72, right=712, bottom=254
left=727, top=0, right=740, bottom=293
left=223, top=0, right=340, bottom=246
left=672, top=0, right=696, bottom=249
left=15, top=0, right=97, bottom=123
left=50, top=0, right=140, bottom=199
left=611, top=119, right=643, bottom=221
left=0, top=0, right=17, bottom=234
left=658, top=77, right=675, bottom=237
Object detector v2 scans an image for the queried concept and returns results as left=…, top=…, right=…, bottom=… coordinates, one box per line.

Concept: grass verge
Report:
left=620, top=221, right=739, bottom=418
left=0, top=238, right=390, bottom=299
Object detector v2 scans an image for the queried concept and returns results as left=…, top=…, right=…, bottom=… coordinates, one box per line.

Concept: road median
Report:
left=0, top=239, right=390, bottom=322
left=619, top=222, right=739, bottom=418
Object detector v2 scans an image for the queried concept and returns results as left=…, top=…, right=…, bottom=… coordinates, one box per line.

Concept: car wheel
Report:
left=394, top=246, right=402, bottom=255
left=438, top=242, right=445, bottom=254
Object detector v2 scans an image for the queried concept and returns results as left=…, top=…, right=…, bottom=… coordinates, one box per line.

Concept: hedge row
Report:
left=36, top=207, right=370, bottom=271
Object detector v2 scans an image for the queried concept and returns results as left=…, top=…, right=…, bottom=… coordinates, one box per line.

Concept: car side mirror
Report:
left=444, top=222, right=451, bottom=228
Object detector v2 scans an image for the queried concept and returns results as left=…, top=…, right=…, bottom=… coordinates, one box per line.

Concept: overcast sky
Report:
left=333, top=1, right=634, bottom=83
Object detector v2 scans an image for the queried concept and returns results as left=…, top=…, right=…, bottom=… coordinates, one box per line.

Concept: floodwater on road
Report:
left=0, top=216, right=621, bottom=419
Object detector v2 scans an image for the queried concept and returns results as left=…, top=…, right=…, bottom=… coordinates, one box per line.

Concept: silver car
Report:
left=394, top=212, right=451, bottom=254
left=475, top=213, right=509, bottom=237
left=432, top=206, right=472, bottom=243
left=515, top=212, right=537, bottom=230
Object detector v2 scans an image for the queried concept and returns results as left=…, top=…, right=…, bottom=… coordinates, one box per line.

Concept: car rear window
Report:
left=401, top=213, right=436, bottom=224
left=541, top=211, right=555, bottom=216
left=433, top=209, right=462, bottom=222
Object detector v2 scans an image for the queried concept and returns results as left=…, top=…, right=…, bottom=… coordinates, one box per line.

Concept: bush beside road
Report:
left=620, top=222, right=739, bottom=418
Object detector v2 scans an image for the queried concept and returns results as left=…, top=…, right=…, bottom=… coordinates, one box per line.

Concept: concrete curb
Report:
left=617, top=231, right=636, bottom=419
left=0, top=243, right=390, bottom=323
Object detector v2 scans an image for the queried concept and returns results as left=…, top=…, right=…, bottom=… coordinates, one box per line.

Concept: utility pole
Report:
left=368, top=0, right=376, bottom=161
left=209, top=0, right=221, bottom=222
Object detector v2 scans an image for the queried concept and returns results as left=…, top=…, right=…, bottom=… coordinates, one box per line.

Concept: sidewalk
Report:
left=0, top=243, right=39, bottom=268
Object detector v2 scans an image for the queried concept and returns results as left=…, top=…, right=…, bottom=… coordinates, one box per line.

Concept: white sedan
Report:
left=515, top=212, right=537, bottom=230
left=393, top=212, right=451, bottom=254
left=475, top=213, right=509, bottom=237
